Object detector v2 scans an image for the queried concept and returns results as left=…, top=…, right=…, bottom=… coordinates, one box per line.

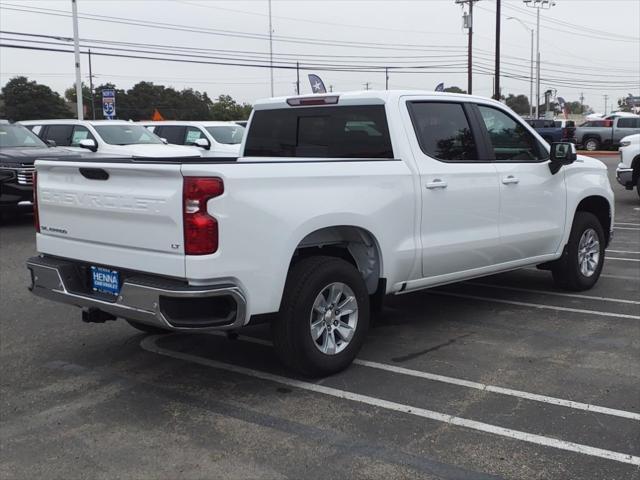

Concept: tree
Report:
left=505, top=94, right=531, bottom=115
left=443, top=86, right=467, bottom=94
left=210, top=94, right=253, bottom=120
left=0, top=76, right=71, bottom=121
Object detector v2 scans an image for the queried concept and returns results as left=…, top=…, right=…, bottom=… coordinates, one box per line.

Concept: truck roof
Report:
left=20, top=119, right=138, bottom=126
left=138, top=121, right=241, bottom=127
left=253, top=89, right=504, bottom=110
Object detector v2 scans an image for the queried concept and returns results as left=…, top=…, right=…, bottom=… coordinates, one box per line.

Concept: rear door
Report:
left=36, top=159, right=186, bottom=277
left=473, top=103, right=566, bottom=262
left=404, top=100, right=501, bottom=279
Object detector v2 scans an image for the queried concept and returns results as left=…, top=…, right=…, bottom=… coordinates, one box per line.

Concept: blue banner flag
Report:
left=308, top=74, right=327, bottom=94
left=435, top=83, right=445, bottom=92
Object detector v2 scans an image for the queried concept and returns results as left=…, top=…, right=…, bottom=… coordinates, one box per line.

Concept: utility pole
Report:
left=363, top=82, right=371, bottom=91
left=88, top=48, right=96, bottom=120
left=455, top=0, right=479, bottom=95
left=580, top=92, right=584, bottom=115
left=604, top=95, right=609, bottom=115
left=524, top=0, right=556, bottom=118
left=507, top=17, right=533, bottom=117
left=494, top=0, right=501, bottom=100
left=296, top=61, right=300, bottom=95
left=71, top=0, right=83, bottom=120
left=268, top=0, right=274, bottom=97
left=385, top=67, right=389, bottom=90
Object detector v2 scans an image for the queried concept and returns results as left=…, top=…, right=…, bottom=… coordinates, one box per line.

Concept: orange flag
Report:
left=151, top=109, right=165, bottom=121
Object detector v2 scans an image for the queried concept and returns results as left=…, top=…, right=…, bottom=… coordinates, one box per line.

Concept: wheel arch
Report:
left=290, top=225, right=384, bottom=295
left=574, top=195, right=612, bottom=246
left=632, top=155, right=640, bottom=181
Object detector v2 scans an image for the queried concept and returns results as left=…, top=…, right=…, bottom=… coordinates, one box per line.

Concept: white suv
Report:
left=617, top=133, right=640, bottom=197
left=141, top=121, right=245, bottom=157
left=20, top=120, right=201, bottom=158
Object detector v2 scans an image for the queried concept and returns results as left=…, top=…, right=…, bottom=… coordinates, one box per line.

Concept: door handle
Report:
left=501, top=175, right=519, bottom=185
left=425, top=179, right=448, bottom=189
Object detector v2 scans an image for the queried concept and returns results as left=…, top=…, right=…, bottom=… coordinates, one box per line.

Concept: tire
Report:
left=583, top=138, right=600, bottom=152
left=552, top=212, right=605, bottom=291
left=126, top=320, right=171, bottom=334
left=636, top=175, right=640, bottom=199
left=272, top=256, right=370, bottom=377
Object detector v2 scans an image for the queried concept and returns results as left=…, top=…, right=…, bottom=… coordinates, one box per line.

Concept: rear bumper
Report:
left=616, top=163, right=634, bottom=189
left=27, top=255, right=248, bottom=331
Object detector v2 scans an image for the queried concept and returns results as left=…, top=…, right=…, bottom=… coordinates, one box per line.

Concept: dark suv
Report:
left=0, top=122, right=72, bottom=213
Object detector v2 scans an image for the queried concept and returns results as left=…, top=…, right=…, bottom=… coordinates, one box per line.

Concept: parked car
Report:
left=20, top=120, right=201, bottom=158
left=141, top=121, right=244, bottom=157
left=575, top=115, right=640, bottom=151
left=524, top=118, right=575, bottom=143
left=27, top=90, right=614, bottom=376
left=616, top=133, right=640, bottom=197
left=0, top=122, right=78, bottom=214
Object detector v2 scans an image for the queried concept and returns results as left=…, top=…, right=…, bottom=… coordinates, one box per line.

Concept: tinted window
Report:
left=0, top=124, right=47, bottom=148
left=44, top=125, right=74, bottom=146
left=205, top=125, right=245, bottom=145
left=618, top=118, right=640, bottom=128
left=94, top=125, right=162, bottom=145
left=70, top=126, right=95, bottom=146
left=244, top=105, right=393, bottom=158
left=478, top=106, right=547, bottom=162
left=156, top=126, right=186, bottom=145
left=408, top=102, right=478, bottom=161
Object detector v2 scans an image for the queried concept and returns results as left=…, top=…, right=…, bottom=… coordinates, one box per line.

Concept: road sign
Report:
left=102, top=89, right=116, bottom=119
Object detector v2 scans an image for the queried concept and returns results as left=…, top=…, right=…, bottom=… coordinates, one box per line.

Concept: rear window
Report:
left=244, top=105, right=393, bottom=158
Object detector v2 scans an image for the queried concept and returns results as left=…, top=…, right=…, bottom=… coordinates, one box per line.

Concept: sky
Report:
left=0, top=0, right=639, bottom=114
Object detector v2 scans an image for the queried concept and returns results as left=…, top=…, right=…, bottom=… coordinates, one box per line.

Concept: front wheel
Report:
left=584, top=138, right=600, bottom=151
left=272, top=256, right=370, bottom=377
left=552, top=212, right=605, bottom=291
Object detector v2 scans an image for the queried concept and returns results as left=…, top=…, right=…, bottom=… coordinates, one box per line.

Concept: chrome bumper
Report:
left=27, top=256, right=247, bottom=331
left=616, top=164, right=634, bottom=189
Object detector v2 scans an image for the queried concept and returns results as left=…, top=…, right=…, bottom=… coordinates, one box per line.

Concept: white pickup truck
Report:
left=28, top=91, right=614, bottom=376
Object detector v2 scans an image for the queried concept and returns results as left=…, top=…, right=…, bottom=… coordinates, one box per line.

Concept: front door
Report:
left=474, top=104, right=566, bottom=262
left=404, top=100, right=501, bottom=279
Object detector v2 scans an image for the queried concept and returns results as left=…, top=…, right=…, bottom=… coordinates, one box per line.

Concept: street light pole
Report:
left=71, top=0, right=83, bottom=120
left=524, top=0, right=556, bottom=118
left=268, top=0, right=274, bottom=97
left=507, top=17, right=534, bottom=117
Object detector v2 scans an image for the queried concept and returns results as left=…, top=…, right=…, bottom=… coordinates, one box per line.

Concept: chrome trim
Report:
left=616, top=166, right=634, bottom=188
left=17, top=201, right=34, bottom=206
left=27, top=256, right=248, bottom=331
left=16, top=167, right=35, bottom=185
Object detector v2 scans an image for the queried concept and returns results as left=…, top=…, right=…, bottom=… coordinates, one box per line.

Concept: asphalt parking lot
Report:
left=1, top=155, right=638, bottom=480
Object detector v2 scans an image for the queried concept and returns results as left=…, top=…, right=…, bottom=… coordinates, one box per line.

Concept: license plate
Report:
left=90, top=266, right=120, bottom=295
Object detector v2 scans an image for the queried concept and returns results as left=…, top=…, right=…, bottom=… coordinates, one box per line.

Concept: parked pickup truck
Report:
left=524, top=119, right=575, bottom=144
left=27, top=91, right=615, bottom=376
left=616, top=133, right=640, bottom=196
left=575, top=115, right=640, bottom=151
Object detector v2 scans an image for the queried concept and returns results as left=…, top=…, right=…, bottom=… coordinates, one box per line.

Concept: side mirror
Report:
left=160, top=138, right=168, bottom=144
left=45, top=139, right=57, bottom=147
left=193, top=138, right=211, bottom=150
left=79, top=138, right=98, bottom=152
left=549, top=142, right=577, bottom=174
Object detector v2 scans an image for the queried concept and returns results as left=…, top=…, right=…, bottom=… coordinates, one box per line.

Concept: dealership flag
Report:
left=435, top=83, right=445, bottom=92
left=308, top=74, right=327, bottom=94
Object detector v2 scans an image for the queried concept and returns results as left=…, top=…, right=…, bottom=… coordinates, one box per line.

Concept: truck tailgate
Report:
left=35, top=160, right=186, bottom=278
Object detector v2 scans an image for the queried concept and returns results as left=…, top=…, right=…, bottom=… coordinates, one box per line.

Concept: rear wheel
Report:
left=584, top=138, right=600, bottom=151
left=552, top=212, right=605, bottom=291
left=126, top=320, right=171, bottom=334
left=272, top=256, right=369, bottom=377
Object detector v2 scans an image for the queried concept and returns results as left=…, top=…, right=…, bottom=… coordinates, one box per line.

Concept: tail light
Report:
left=183, top=177, right=224, bottom=255
left=33, top=171, right=40, bottom=233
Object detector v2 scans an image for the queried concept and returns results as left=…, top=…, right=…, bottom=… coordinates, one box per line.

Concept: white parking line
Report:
left=614, top=227, right=640, bottom=231
left=608, top=257, right=640, bottom=262
left=601, top=273, right=640, bottom=281
left=203, top=331, right=640, bottom=421
left=615, top=223, right=640, bottom=227
left=141, top=336, right=640, bottom=466
left=353, top=360, right=640, bottom=421
left=464, top=281, right=640, bottom=305
left=607, top=249, right=640, bottom=255
left=429, top=291, right=640, bottom=320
